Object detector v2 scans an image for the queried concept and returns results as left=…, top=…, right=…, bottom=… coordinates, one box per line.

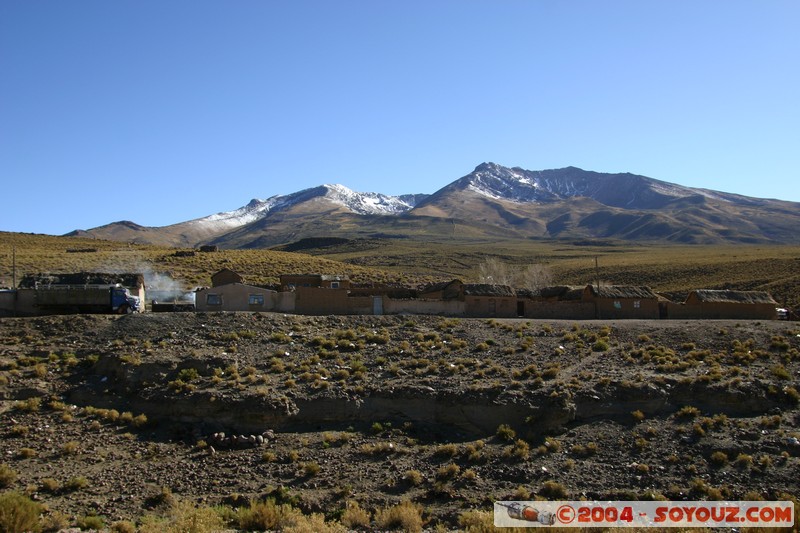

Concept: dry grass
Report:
left=3, top=232, right=799, bottom=309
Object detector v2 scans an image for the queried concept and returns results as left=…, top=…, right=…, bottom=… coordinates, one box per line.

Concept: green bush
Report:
left=0, top=491, right=43, bottom=533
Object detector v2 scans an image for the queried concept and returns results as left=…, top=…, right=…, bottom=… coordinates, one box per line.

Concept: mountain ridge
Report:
left=66, top=163, right=800, bottom=247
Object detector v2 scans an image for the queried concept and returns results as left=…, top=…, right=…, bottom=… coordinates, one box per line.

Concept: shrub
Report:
left=374, top=500, right=423, bottom=533
left=434, top=443, right=459, bottom=458
left=61, top=441, right=79, bottom=455
left=709, top=451, right=729, bottom=467
left=631, top=409, right=645, bottom=422
left=77, top=515, right=105, bottom=530
left=592, top=339, right=610, bottom=352
left=40, top=478, right=60, bottom=493
left=14, top=397, right=41, bottom=412
left=110, top=520, right=137, bottom=533
left=459, top=510, right=495, bottom=531
left=234, top=499, right=284, bottom=531
left=0, top=491, right=43, bottom=533
left=341, top=500, right=371, bottom=529
left=403, top=470, right=424, bottom=486
left=64, top=476, right=89, bottom=491
left=504, top=439, right=531, bottom=461
left=770, top=364, right=791, bottom=380
left=570, top=442, right=598, bottom=457
left=734, top=453, right=753, bottom=469
left=16, top=448, right=35, bottom=459
left=0, top=464, right=18, bottom=488
left=435, top=463, right=461, bottom=480
left=539, top=480, right=569, bottom=499
left=302, top=461, right=321, bottom=476
left=496, top=424, right=516, bottom=442
left=676, top=406, right=701, bottom=420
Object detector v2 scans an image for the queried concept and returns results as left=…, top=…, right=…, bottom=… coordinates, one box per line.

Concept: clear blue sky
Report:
left=2, top=1, right=798, bottom=235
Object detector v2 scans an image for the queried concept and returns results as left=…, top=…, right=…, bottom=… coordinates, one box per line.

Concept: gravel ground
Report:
left=1, top=312, right=799, bottom=530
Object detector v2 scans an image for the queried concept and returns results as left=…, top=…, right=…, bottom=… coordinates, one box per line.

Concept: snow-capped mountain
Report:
left=434, top=162, right=701, bottom=209
left=186, top=184, right=423, bottom=233
left=68, top=162, right=800, bottom=247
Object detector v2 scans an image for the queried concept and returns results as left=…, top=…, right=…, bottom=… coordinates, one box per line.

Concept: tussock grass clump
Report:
left=0, top=464, right=18, bottom=488
left=341, top=500, right=371, bottom=529
left=539, top=480, right=569, bottom=499
left=374, top=500, right=423, bottom=533
left=495, top=424, right=516, bottom=442
left=0, top=491, right=43, bottom=533
left=402, top=469, right=424, bottom=486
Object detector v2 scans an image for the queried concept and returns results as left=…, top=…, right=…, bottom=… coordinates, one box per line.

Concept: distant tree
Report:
left=477, top=258, right=513, bottom=286
left=477, top=258, right=554, bottom=290
left=519, top=263, right=554, bottom=292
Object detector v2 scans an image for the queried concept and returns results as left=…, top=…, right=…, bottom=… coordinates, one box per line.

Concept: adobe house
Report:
left=583, top=285, right=660, bottom=319
left=418, top=280, right=463, bottom=300
left=211, top=269, right=244, bottom=287
left=681, top=289, right=778, bottom=320
left=280, top=274, right=350, bottom=291
left=195, top=283, right=279, bottom=312
left=519, top=286, right=595, bottom=319
left=463, top=284, right=517, bottom=317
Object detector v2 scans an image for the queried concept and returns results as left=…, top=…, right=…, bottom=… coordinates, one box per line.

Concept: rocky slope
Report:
left=1, top=313, right=799, bottom=529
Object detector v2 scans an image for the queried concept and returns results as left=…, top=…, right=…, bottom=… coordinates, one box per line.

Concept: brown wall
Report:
left=522, top=301, right=596, bottom=320
left=666, top=302, right=776, bottom=320
left=593, top=298, right=659, bottom=319
left=294, top=287, right=350, bottom=315
left=384, top=298, right=465, bottom=316
left=464, top=296, right=517, bottom=317
left=195, top=284, right=277, bottom=312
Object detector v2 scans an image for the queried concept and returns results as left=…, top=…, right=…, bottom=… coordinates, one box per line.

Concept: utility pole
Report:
left=594, top=255, right=599, bottom=291
left=12, top=246, right=16, bottom=288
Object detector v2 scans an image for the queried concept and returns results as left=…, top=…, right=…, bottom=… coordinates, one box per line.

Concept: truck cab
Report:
left=110, top=286, right=141, bottom=313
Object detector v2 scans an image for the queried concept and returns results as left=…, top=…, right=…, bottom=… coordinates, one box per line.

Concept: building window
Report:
left=633, top=300, right=641, bottom=308
left=613, top=301, right=622, bottom=309
left=206, top=294, right=222, bottom=306
left=330, top=281, right=340, bottom=289
left=249, top=294, right=264, bottom=306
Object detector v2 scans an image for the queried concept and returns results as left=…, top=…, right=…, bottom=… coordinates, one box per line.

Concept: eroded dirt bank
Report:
left=1, top=312, right=799, bottom=529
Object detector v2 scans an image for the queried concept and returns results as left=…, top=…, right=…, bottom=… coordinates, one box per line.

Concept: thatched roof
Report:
left=688, top=290, right=777, bottom=305
left=19, top=272, right=145, bottom=289
left=533, top=285, right=586, bottom=300
left=463, top=284, right=515, bottom=297
left=418, top=280, right=462, bottom=294
left=586, top=285, right=658, bottom=299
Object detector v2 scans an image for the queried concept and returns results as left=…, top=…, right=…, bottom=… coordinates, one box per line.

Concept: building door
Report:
left=517, top=300, right=525, bottom=317
left=372, top=296, right=383, bottom=315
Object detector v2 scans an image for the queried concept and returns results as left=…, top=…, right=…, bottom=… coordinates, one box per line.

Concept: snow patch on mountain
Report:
left=184, top=184, right=421, bottom=233
left=322, top=184, right=417, bottom=215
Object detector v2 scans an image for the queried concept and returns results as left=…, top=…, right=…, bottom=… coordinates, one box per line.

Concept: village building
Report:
left=194, top=283, right=283, bottom=312
left=280, top=274, right=350, bottom=291
left=668, top=289, right=778, bottom=320
left=582, top=285, right=660, bottom=319
left=518, top=286, right=595, bottom=319
left=211, top=268, right=244, bottom=287
left=417, top=280, right=464, bottom=301
left=463, top=284, right=517, bottom=317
